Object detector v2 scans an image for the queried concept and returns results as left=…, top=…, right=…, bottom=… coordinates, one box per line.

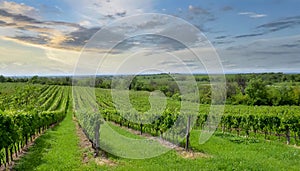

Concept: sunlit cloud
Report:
left=239, top=12, right=267, bottom=18
left=0, top=0, right=40, bottom=19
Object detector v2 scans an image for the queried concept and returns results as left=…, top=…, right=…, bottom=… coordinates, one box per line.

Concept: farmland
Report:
left=0, top=73, right=300, bottom=170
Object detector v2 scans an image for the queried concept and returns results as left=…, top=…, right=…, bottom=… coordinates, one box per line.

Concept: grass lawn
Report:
left=13, top=103, right=99, bottom=171
left=97, top=124, right=300, bottom=171
left=13, top=110, right=300, bottom=171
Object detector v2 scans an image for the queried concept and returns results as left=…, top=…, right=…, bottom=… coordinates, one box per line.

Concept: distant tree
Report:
left=235, top=74, right=247, bottom=94
left=226, top=82, right=239, bottom=99
left=231, top=93, right=250, bottom=105
left=0, top=75, right=5, bottom=82
left=6, top=77, right=13, bottom=82
left=245, top=78, right=268, bottom=105
left=267, top=87, right=281, bottom=106
left=278, top=84, right=293, bottom=105
left=29, top=75, right=39, bottom=84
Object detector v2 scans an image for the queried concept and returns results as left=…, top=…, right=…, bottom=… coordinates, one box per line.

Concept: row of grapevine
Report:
left=73, top=87, right=300, bottom=155
left=215, top=106, right=300, bottom=145
left=73, top=86, right=101, bottom=155
left=95, top=89, right=195, bottom=146
left=94, top=88, right=300, bottom=145
left=0, top=84, right=70, bottom=167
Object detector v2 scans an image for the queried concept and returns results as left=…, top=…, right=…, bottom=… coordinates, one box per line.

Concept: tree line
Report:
left=2, top=73, right=300, bottom=106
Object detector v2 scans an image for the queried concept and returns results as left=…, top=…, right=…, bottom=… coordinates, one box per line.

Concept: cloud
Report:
left=0, top=37, right=80, bottom=76
left=187, top=5, right=215, bottom=21
left=63, top=27, right=101, bottom=47
left=65, top=0, right=154, bottom=27
left=232, top=15, right=300, bottom=39
left=212, top=40, right=234, bottom=45
left=239, top=12, right=267, bottom=18
left=234, top=33, right=264, bottom=38
left=169, top=5, right=215, bottom=33
left=280, top=43, right=300, bottom=48
left=221, top=35, right=300, bottom=72
left=215, top=36, right=227, bottom=39
left=79, top=20, right=92, bottom=27
left=221, top=6, right=233, bottom=11
left=257, top=16, right=300, bottom=32
left=135, top=20, right=166, bottom=30
left=0, top=9, right=39, bottom=24
left=188, top=5, right=210, bottom=15
left=0, top=5, right=86, bottom=51
left=11, top=35, right=48, bottom=45
left=1, top=1, right=217, bottom=52
left=0, top=1, right=40, bottom=19
left=116, top=34, right=188, bottom=52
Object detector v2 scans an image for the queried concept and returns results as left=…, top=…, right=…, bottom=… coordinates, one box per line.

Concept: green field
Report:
left=0, top=82, right=299, bottom=170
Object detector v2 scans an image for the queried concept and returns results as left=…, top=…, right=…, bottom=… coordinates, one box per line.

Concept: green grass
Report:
left=13, top=103, right=99, bottom=171
left=189, top=131, right=300, bottom=170
left=12, top=102, right=300, bottom=170
left=13, top=114, right=300, bottom=171
left=107, top=122, right=144, bottom=139
left=96, top=125, right=300, bottom=171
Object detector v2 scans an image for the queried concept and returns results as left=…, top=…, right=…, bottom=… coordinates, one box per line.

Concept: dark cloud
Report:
left=116, top=11, right=126, bottom=17
left=188, top=6, right=210, bottom=15
left=257, top=16, right=300, bottom=33
left=232, top=16, right=300, bottom=39
left=0, top=9, right=39, bottom=23
left=221, top=6, right=233, bottom=11
left=159, top=24, right=202, bottom=46
left=188, top=6, right=215, bottom=22
left=280, top=43, right=300, bottom=48
left=0, top=8, right=82, bottom=29
left=118, top=34, right=187, bottom=52
left=63, top=27, right=100, bottom=47
left=234, top=33, right=264, bottom=38
left=212, top=40, right=234, bottom=45
left=170, top=6, right=216, bottom=33
left=215, top=36, right=227, bottom=39
left=0, top=20, right=6, bottom=25
left=0, top=7, right=89, bottom=49
left=254, top=51, right=297, bottom=55
left=11, top=35, right=48, bottom=44
left=178, top=5, right=216, bottom=24
left=220, top=37, right=300, bottom=73
left=105, top=14, right=115, bottom=19
left=135, top=20, right=165, bottom=30
left=45, top=21, right=83, bottom=29
left=100, top=9, right=126, bottom=18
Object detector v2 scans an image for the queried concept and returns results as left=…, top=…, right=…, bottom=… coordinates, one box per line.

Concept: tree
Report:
left=245, top=78, right=268, bottom=105
left=0, top=75, right=5, bottom=82
left=278, top=83, right=294, bottom=105
left=235, top=74, right=247, bottom=94
left=226, top=82, right=241, bottom=103
left=267, top=87, right=281, bottom=106
left=292, top=86, right=300, bottom=105
left=29, top=75, right=39, bottom=84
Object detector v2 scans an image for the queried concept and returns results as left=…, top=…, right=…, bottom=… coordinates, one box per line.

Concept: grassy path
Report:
left=13, top=104, right=97, bottom=171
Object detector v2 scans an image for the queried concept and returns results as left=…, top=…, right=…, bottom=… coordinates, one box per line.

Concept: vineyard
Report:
left=72, top=87, right=300, bottom=153
left=0, top=83, right=70, bottom=167
left=0, top=82, right=299, bottom=170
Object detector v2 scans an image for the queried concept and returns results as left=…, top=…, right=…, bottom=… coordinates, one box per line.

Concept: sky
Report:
left=0, top=0, right=300, bottom=76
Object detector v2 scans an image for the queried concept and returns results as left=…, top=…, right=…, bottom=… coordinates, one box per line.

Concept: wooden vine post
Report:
left=94, top=114, right=100, bottom=157
left=185, top=115, right=191, bottom=151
